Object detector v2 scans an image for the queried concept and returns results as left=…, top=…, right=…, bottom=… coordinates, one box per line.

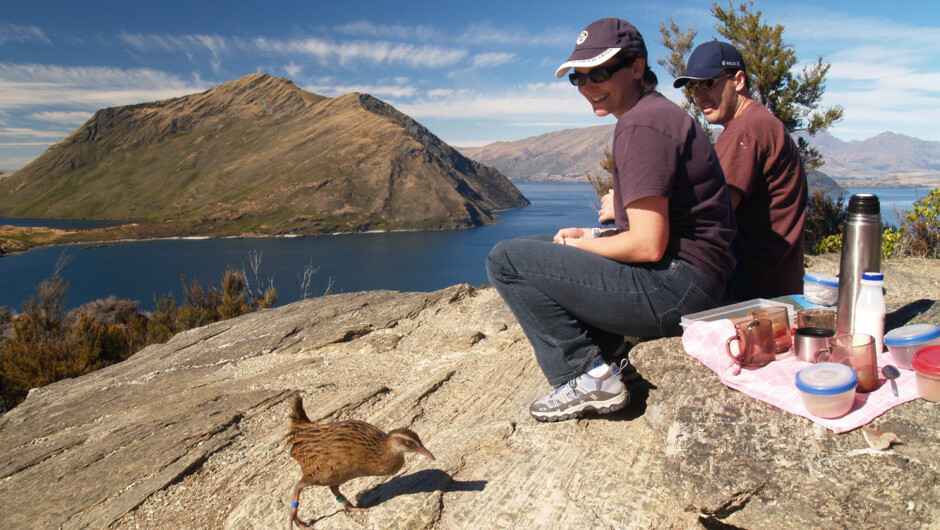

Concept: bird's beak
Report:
left=417, top=447, right=435, bottom=460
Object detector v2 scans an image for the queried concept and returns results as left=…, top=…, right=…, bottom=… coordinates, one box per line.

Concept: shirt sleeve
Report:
left=612, top=124, right=676, bottom=206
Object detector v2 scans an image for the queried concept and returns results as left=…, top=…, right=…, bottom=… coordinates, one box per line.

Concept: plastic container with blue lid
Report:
left=884, top=323, right=940, bottom=370
left=796, top=363, right=858, bottom=418
left=803, top=272, right=839, bottom=306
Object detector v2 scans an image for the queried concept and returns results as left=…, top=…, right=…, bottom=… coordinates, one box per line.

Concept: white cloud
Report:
left=284, top=61, right=303, bottom=78
left=335, top=21, right=442, bottom=42
left=0, top=63, right=207, bottom=111
left=303, top=80, right=418, bottom=99
left=0, top=127, right=72, bottom=138
left=472, top=52, right=516, bottom=69
left=0, top=22, right=49, bottom=45
left=393, top=82, right=586, bottom=121
left=27, top=111, right=94, bottom=124
left=253, top=36, right=467, bottom=68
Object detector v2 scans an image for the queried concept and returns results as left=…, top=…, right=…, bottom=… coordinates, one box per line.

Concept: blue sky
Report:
left=1, top=0, right=938, bottom=171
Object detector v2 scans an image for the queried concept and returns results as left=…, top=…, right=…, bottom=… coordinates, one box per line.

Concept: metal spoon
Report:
left=882, top=365, right=900, bottom=397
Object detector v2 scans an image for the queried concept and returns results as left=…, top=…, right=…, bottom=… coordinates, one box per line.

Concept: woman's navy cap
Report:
left=555, top=18, right=647, bottom=78
left=673, top=41, right=745, bottom=88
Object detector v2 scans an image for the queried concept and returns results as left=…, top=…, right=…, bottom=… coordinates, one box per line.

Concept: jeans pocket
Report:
left=658, top=263, right=719, bottom=336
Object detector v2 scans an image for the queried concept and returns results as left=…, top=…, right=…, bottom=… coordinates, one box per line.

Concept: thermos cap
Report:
left=847, top=193, right=881, bottom=216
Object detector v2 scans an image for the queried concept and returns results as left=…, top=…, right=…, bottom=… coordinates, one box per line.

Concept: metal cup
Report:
left=726, top=318, right=776, bottom=369
left=794, top=327, right=836, bottom=362
left=750, top=306, right=791, bottom=354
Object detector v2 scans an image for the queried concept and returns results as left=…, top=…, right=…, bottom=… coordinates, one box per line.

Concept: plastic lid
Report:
left=861, top=272, right=884, bottom=283
left=796, top=363, right=858, bottom=395
left=884, top=323, right=940, bottom=346
left=803, top=272, right=839, bottom=288
left=912, top=345, right=940, bottom=376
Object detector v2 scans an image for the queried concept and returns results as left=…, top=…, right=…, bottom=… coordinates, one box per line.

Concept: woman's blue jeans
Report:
left=486, top=237, right=722, bottom=386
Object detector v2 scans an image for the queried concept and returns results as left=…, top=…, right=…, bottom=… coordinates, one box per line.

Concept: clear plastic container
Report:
left=884, top=324, right=940, bottom=370
left=795, top=362, right=858, bottom=418
left=912, top=345, right=940, bottom=402
left=803, top=272, right=839, bottom=306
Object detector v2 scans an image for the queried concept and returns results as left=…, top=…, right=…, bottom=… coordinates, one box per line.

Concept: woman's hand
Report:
left=553, top=227, right=591, bottom=244
left=598, top=190, right=615, bottom=224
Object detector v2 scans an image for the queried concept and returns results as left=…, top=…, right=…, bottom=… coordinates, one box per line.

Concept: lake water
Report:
left=0, top=184, right=931, bottom=311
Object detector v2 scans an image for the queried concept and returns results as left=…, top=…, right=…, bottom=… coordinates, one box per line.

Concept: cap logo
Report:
left=576, top=31, right=588, bottom=45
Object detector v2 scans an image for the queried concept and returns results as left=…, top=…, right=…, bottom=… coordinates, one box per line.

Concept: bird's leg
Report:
left=331, top=485, right=368, bottom=512
left=289, top=481, right=312, bottom=529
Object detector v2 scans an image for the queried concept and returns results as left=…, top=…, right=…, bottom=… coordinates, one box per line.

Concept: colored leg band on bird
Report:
left=290, top=501, right=299, bottom=508
left=336, top=495, right=346, bottom=504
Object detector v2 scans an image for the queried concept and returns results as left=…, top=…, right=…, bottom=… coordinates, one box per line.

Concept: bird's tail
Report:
left=289, top=394, right=312, bottom=428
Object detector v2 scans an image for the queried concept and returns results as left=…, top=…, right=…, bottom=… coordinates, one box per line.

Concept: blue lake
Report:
left=0, top=183, right=931, bottom=311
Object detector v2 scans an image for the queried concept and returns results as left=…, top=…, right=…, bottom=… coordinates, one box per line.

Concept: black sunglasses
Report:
left=568, top=62, right=628, bottom=86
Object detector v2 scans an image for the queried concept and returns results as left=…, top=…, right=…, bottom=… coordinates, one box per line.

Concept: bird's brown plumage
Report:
left=286, top=394, right=434, bottom=529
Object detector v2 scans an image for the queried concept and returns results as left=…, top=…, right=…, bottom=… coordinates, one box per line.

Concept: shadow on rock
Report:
left=886, top=299, right=936, bottom=328
left=358, top=469, right=487, bottom=507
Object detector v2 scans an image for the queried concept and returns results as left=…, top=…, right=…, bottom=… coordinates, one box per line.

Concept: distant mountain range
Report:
left=461, top=125, right=940, bottom=189
left=0, top=74, right=527, bottom=238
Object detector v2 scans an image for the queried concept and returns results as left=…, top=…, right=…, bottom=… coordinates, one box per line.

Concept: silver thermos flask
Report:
left=835, top=193, right=882, bottom=335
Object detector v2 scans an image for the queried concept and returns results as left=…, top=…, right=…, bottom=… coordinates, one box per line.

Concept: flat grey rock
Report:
left=1, top=256, right=938, bottom=529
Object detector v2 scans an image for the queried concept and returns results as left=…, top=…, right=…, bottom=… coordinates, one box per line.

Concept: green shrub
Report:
left=1, top=259, right=280, bottom=413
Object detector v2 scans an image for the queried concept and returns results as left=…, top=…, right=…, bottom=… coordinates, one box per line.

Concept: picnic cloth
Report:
left=681, top=319, right=920, bottom=433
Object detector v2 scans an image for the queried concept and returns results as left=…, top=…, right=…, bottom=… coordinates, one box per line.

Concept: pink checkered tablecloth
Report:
left=681, top=319, right=920, bottom=433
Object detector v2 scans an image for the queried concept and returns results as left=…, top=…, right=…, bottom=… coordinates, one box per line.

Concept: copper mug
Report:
left=726, top=318, right=776, bottom=369
left=750, top=306, right=791, bottom=354
left=797, top=307, right=837, bottom=331
left=815, top=333, right=879, bottom=392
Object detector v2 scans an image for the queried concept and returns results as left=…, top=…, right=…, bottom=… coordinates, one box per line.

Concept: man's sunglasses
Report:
left=686, top=73, right=735, bottom=92
left=568, top=62, right=628, bottom=87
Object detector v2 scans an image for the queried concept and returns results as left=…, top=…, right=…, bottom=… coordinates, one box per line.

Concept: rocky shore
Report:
left=0, top=254, right=938, bottom=529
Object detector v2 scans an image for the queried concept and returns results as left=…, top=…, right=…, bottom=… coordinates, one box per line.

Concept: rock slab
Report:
left=0, top=255, right=938, bottom=529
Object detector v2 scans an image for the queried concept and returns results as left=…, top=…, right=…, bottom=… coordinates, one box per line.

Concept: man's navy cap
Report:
left=673, top=41, right=745, bottom=88
left=555, top=18, right=647, bottom=78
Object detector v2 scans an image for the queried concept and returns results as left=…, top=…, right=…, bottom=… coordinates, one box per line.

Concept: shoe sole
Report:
left=531, top=391, right=630, bottom=422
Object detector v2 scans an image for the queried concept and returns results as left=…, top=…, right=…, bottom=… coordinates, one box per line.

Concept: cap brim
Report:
left=555, top=47, right=621, bottom=78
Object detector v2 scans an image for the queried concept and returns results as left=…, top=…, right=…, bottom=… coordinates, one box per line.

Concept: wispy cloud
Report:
left=303, top=79, right=418, bottom=99
left=0, top=127, right=73, bottom=138
left=253, top=36, right=467, bottom=68
left=27, top=111, right=94, bottom=124
left=0, top=63, right=207, bottom=111
left=393, top=82, right=587, bottom=121
left=119, top=32, right=230, bottom=72
left=335, top=21, right=442, bottom=42
left=0, top=22, right=50, bottom=45
left=472, top=52, right=516, bottom=69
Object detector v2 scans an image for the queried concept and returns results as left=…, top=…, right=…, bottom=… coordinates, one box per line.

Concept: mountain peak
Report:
left=0, top=75, right=527, bottom=237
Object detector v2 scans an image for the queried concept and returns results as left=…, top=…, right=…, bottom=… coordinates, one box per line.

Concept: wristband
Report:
left=290, top=501, right=299, bottom=509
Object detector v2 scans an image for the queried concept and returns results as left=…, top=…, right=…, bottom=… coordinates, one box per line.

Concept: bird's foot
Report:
left=343, top=502, right=370, bottom=513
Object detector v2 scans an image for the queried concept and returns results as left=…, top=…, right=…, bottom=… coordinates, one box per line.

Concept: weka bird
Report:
left=286, top=394, right=435, bottom=529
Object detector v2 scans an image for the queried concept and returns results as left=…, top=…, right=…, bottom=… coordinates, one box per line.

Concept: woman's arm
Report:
left=554, top=195, right=669, bottom=263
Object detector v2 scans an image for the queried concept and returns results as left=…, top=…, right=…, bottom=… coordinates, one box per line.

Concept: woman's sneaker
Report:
left=529, top=362, right=629, bottom=422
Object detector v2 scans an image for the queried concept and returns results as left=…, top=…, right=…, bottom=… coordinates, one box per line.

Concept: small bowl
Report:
left=911, top=345, right=940, bottom=402
left=884, top=324, right=940, bottom=370
left=803, top=272, right=839, bottom=306
left=796, top=362, right=858, bottom=418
